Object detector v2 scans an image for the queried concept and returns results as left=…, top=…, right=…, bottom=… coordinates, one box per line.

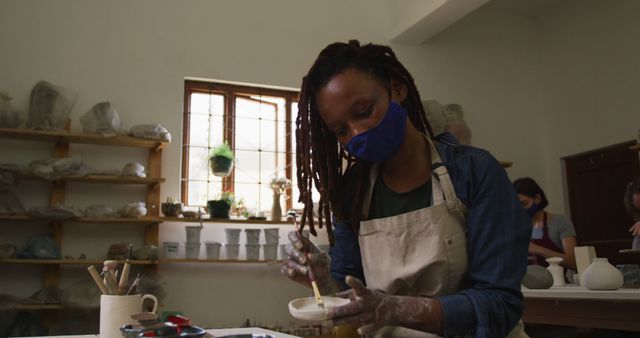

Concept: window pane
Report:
left=207, top=179, right=223, bottom=202
left=277, top=120, right=287, bottom=153
left=260, top=151, right=277, bottom=184
left=259, top=182, right=272, bottom=212
left=209, top=114, right=224, bottom=149
left=188, top=180, right=208, bottom=206
left=210, top=94, right=224, bottom=116
left=235, top=150, right=260, bottom=183
left=235, top=117, right=260, bottom=151
left=235, top=97, right=258, bottom=119
left=260, top=119, right=276, bottom=152
left=190, top=93, right=210, bottom=114
left=275, top=152, right=287, bottom=178
left=235, top=182, right=260, bottom=211
left=188, top=114, right=209, bottom=147
left=188, top=147, right=209, bottom=181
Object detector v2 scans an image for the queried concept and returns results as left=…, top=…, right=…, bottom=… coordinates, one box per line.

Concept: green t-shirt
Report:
left=368, top=174, right=433, bottom=220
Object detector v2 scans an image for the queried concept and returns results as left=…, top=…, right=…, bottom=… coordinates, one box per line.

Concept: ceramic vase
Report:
left=581, top=258, right=624, bottom=290
left=271, top=191, right=282, bottom=221
left=546, top=257, right=565, bottom=287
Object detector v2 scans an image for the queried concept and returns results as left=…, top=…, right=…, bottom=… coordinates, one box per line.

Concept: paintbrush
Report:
left=294, top=214, right=324, bottom=308
left=127, top=273, right=143, bottom=295
left=118, top=244, right=133, bottom=295
left=87, top=265, right=108, bottom=295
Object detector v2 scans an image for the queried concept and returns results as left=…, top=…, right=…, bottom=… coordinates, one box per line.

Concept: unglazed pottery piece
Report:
left=289, top=296, right=350, bottom=321
left=582, top=258, right=624, bottom=290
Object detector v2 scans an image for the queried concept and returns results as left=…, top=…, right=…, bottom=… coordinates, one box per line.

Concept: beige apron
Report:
left=357, top=138, right=528, bottom=338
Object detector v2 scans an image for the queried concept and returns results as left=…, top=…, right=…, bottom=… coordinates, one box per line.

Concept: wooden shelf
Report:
left=13, top=173, right=165, bottom=186
left=0, top=215, right=163, bottom=225
left=0, top=127, right=168, bottom=149
left=159, top=259, right=282, bottom=264
left=0, top=259, right=158, bottom=265
left=630, top=144, right=640, bottom=151
left=162, top=217, right=293, bottom=225
left=14, top=303, right=64, bottom=310
left=500, top=161, right=513, bottom=168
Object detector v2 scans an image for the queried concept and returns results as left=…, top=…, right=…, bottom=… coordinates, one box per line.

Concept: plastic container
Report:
left=185, top=242, right=201, bottom=259
left=225, top=228, right=241, bottom=244
left=244, top=229, right=261, bottom=244
left=264, top=228, right=280, bottom=245
left=225, top=244, right=240, bottom=260
left=246, top=244, right=260, bottom=260
left=163, top=242, right=179, bottom=259
left=263, top=244, right=278, bottom=260
left=185, top=226, right=202, bottom=243
left=204, top=241, right=221, bottom=260
left=279, top=244, right=287, bottom=260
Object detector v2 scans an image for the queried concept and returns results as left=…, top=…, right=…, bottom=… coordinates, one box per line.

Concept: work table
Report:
left=522, top=284, right=640, bottom=332
left=29, top=327, right=299, bottom=338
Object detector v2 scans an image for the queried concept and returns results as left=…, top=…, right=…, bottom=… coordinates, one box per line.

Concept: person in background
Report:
left=513, top=177, right=577, bottom=270
left=624, top=177, right=640, bottom=248
left=281, top=40, right=531, bottom=338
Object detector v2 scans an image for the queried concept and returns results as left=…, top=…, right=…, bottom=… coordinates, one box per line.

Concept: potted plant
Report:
left=209, top=141, right=234, bottom=177
left=207, top=191, right=235, bottom=219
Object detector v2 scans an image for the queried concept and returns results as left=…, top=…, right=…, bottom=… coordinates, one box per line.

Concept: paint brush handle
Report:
left=118, top=244, right=133, bottom=294
left=87, top=265, right=108, bottom=295
left=104, top=270, right=119, bottom=295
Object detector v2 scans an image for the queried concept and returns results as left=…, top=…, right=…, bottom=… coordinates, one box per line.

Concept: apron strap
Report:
left=361, top=135, right=459, bottom=217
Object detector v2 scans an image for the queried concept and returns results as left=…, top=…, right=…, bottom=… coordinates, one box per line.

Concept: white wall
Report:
left=394, top=5, right=547, bottom=186
left=536, top=0, right=640, bottom=213
left=0, top=0, right=387, bottom=330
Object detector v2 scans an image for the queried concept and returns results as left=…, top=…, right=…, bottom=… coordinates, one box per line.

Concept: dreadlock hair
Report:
left=296, top=40, right=433, bottom=245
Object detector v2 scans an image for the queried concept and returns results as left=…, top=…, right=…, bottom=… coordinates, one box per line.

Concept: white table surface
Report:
left=29, top=327, right=300, bottom=338
left=522, top=284, right=640, bottom=300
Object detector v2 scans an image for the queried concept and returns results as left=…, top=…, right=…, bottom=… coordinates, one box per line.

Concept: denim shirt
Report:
left=329, top=133, right=531, bottom=338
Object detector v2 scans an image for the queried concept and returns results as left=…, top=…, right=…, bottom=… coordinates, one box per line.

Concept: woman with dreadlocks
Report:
left=281, top=40, right=530, bottom=338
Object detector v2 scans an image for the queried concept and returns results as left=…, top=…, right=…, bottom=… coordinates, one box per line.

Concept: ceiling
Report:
left=485, top=0, right=567, bottom=19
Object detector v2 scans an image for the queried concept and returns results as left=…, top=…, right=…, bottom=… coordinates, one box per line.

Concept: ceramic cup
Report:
left=225, top=244, right=240, bottom=260
left=244, top=229, right=261, bottom=245
left=185, top=242, right=201, bottom=259
left=162, top=241, right=179, bottom=259
left=264, top=228, right=280, bottom=245
left=246, top=244, right=260, bottom=260
left=185, top=226, right=202, bottom=243
left=225, top=228, right=241, bottom=244
left=205, top=241, right=221, bottom=260
left=100, top=294, right=158, bottom=338
left=263, top=244, right=278, bottom=260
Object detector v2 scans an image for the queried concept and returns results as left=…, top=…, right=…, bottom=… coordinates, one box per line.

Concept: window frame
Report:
left=181, top=80, right=299, bottom=210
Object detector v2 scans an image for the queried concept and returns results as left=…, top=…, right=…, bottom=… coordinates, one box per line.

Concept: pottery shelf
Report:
left=0, top=127, right=168, bottom=149
left=0, top=259, right=158, bottom=265
left=159, top=258, right=282, bottom=264
left=13, top=173, right=165, bottom=186
left=162, top=217, right=293, bottom=225
left=13, top=303, right=64, bottom=310
left=0, top=215, right=163, bottom=225
left=0, top=124, right=165, bottom=321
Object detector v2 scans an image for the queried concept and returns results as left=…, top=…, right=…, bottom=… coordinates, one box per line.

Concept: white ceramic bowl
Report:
left=288, top=296, right=350, bottom=321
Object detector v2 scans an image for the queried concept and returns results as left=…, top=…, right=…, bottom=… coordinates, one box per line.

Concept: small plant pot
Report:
left=210, top=156, right=233, bottom=177
left=208, top=200, right=230, bottom=219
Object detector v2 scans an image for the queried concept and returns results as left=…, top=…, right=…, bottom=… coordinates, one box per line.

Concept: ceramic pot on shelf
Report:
left=581, top=257, right=624, bottom=290
left=546, top=257, right=565, bottom=287
left=271, top=191, right=282, bottom=221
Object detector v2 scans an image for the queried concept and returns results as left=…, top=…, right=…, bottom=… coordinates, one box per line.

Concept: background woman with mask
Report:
left=513, top=177, right=577, bottom=270
left=281, top=40, right=531, bottom=338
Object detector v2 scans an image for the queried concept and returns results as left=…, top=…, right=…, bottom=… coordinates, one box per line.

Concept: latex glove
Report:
left=629, top=221, right=640, bottom=236
left=280, top=231, right=337, bottom=294
left=327, top=276, right=443, bottom=336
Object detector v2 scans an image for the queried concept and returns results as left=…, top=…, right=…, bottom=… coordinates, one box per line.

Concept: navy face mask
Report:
left=526, top=202, right=542, bottom=218
left=345, top=101, right=407, bottom=163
